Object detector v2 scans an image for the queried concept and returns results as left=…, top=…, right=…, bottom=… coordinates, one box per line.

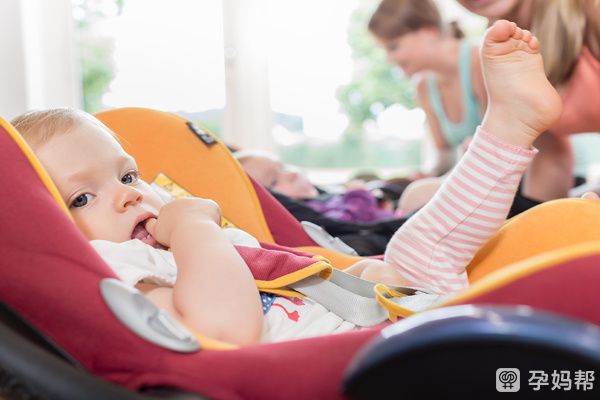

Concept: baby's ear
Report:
left=581, top=192, right=600, bottom=201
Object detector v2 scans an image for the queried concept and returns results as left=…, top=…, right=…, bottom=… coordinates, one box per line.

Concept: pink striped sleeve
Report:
left=384, top=128, right=538, bottom=294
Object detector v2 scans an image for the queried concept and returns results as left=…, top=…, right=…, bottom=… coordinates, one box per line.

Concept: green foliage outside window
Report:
left=280, top=1, right=421, bottom=172
left=80, top=40, right=114, bottom=113
left=336, top=1, right=416, bottom=139
left=74, top=0, right=123, bottom=113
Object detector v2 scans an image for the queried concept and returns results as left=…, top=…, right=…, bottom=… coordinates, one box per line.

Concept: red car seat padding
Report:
left=0, top=117, right=382, bottom=399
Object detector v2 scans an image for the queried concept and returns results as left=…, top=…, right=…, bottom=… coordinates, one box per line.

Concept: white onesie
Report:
left=91, top=229, right=357, bottom=343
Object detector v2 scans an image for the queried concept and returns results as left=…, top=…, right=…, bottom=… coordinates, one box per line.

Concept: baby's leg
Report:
left=383, top=20, right=562, bottom=294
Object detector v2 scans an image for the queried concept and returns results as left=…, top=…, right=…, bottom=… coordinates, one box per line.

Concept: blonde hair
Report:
left=11, top=108, right=111, bottom=150
left=368, top=0, right=463, bottom=40
left=531, top=0, right=587, bottom=86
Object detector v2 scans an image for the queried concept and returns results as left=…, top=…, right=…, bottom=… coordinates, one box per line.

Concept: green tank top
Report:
left=426, top=42, right=482, bottom=148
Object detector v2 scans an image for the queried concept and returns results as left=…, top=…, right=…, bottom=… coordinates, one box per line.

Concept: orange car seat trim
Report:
left=467, top=198, right=600, bottom=281
left=255, top=260, right=332, bottom=291
left=192, top=331, right=239, bottom=350
left=374, top=284, right=415, bottom=320
left=298, top=246, right=363, bottom=269
left=445, top=240, right=600, bottom=307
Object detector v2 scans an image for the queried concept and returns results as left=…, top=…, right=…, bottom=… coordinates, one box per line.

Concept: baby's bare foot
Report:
left=480, top=20, right=562, bottom=149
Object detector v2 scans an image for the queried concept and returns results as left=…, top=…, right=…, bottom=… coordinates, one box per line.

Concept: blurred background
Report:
left=2, top=0, right=599, bottom=184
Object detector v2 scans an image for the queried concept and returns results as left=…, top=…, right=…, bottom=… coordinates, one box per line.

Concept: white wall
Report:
left=0, top=0, right=82, bottom=120
left=222, top=0, right=274, bottom=151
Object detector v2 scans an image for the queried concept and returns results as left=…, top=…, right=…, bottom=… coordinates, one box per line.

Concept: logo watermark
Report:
left=497, top=368, right=521, bottom=392
left=496, top=368, right=596, bottom=393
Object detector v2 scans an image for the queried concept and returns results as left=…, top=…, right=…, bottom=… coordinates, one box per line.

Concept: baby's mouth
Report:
left=131, top=218, right=159, bottom=247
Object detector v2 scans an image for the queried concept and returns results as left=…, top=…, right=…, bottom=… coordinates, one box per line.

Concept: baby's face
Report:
left=241, top=155, right=318, bottom=199
left=35, top=120, right=165, bottom=245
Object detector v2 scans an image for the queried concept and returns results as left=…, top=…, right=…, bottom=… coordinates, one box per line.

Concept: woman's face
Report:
left=456, top=0, right=520, bottom=19
left=380, top=29, right=438, bottom=77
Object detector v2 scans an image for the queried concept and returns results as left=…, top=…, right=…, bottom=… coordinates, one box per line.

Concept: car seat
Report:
left=0, top=114, right=381, bottom=399
left=3, top=114, right=600, bottom=399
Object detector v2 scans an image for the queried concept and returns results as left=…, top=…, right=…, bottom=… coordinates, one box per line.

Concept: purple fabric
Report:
left=306, top=189, right=395, bottom=223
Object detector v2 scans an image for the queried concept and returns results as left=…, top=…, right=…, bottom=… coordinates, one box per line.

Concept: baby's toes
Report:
left=512, top=37, right=539, bottom=54
left=512, top=27, right=523, bottom=40
left=485, top=19, right=517, bottom=43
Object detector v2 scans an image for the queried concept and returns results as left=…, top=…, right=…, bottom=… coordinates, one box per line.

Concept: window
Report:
left=75, top=0, right=225, bottom=135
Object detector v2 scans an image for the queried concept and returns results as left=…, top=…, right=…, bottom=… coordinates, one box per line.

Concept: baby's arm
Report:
left=141, top=198, right=263, bottom=346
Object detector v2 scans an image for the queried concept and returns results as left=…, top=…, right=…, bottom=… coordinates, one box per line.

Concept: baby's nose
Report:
left=116, top=186, right=143, bottom=210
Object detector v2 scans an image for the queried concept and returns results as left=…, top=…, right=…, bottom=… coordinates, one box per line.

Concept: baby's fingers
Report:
left=144, top=218, right=158, bottom=235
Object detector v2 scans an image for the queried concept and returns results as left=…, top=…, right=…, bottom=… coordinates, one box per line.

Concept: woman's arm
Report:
left=522, top=133, right=573, bottom=201
left=416, top=79, right=456, bottom=176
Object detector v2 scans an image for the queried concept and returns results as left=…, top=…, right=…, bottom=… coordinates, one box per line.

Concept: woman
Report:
left=369, top=0, right=487, bottom=177
left=456, top=0, right=600, bottom=202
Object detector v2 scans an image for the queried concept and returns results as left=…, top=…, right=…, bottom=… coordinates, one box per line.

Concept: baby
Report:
left=234, top=149, right=320, bottom=200
left=13, top=21, right=561, bottom=346
left=235, top=150, right=397, bottom=225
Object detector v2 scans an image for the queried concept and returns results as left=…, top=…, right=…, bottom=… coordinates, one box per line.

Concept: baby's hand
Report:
left=345, top=259, right=411, bottom=286
left=581, top=192, right=600, bottom=201
left=145, top=197, right=221, bottom=247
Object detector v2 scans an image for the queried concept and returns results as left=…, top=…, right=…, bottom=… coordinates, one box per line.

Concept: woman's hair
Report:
left=447, top=21, right=465, bottom=40
left=531, top=0, right=588, bottom=86
left=11, top=108, right=111, bottom=149
left=368, top=0, right=441, bottom=40
left=368, top=0, right=463, bottom=40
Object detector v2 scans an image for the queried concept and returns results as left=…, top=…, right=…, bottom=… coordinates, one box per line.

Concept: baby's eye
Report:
left=70, top=193, right=94, bottom=208
left=121, top=171, right=139, bottom=184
